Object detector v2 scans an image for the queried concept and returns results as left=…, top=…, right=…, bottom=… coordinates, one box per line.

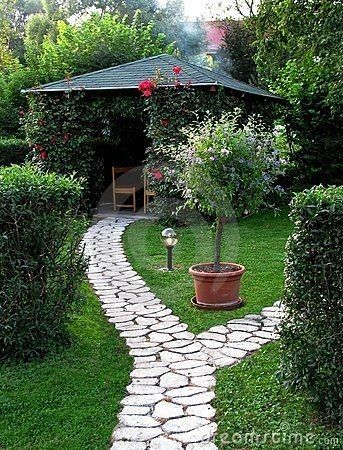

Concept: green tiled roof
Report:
left=24, top=54, right=282, bottom=100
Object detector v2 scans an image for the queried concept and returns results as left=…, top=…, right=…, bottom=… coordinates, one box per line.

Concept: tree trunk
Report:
left=214, top=217, right=225, bottom=272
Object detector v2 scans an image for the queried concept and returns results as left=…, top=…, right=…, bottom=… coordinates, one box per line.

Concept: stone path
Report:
left=83, top=217, right=283, bottom=450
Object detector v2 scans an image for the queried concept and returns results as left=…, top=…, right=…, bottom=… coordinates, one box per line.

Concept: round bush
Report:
left=0, top=165, right=86, bottom=361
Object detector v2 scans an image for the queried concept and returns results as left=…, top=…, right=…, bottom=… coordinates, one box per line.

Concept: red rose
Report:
left=161, top=118, right=169, bottom=127
left=40, top=150, right=48, bottom=160
left=173, top=66, right=182, bottom=75
left=18, top=110, right=25, bottom=117
left=151, top=169, right=163, bottom=181
left=50, top=136, right=57, bottom=145
left=138, top=80, right=155, bottom=97
left=63, top=132, right=71, bottom=142
left=142, top=89, right=152, bottom=97
left=34, top=144, right=43, bottom=151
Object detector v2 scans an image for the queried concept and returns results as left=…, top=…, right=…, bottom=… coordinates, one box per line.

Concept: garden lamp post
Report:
left=161, top=228, right=178, bottom=271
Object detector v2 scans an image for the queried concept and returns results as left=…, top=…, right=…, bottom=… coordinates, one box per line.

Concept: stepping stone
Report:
left=149, top=332, right=174, bottom=343
left=173, top=331, right=195, bottom=340
left=220, top=346, right=247, bottom=359
left=172, top=391, right=215, bottom=406
left=174, top=365, right=216, bottom=378
left=249, top=336, right=270, bottom=345
left=208, top=325, right=231, bottom=335
left=153, top=400, right=184, bottom=419
left=186, top=404, right=216, bottom=419
left=113, top=426, right=163, bottom=442
left=160, top=314, right=180, bottom=322
left=164, top=340, right=195, bottom=349
left=160, top=351, right=186, bottom=363
left=197, top=332, right=226, bottom=343
left=131, top=377, right=159, bottom=386
left=227, top=323, right=260, bottom=332
left=163, top=416, right=210, bottom=433
left=170, top=423, right=217, bottom=444
left=143, top=309, right=173, bottom=318
left=119, top=415, right=161, bottom=427
left=191, top=375, right=216, bottom=388
left=253, top=330, right=278, bottom=340
left=136, top=317, right=159, bottom=326
left=129, top=347, right=161, bottom=357
left=166, top=386, right=206, bottom=398
left=121, top=394, right=164, bottom=406
left=214, top=357, right=237, bottom=367
left=226, top=331, right=251, bottom=342
left=230, top=341, right=261, bottom=351
left=163, top=324, right=188, bottom=334
left=121, top=329, right=151, bottom=338
left=186, top=444, right=218, bottom=450
left=169, top=342, right=203, bottom=354
left=150, top=436, right=183, bottom=450
left=126, top=384, right=165, bottom=395
left=110, top=442, right=147, bottom=450
left=127, top=341, right=157, bottom=349
left=160, top=372, right=189, bottom=389
left=198, top=340, right=224, bottom=349
left=151, top=321, right=178, bottom=331
left=121, top=406, right=150, bottom=415
left=170, top=360, right=207, bottom=370
left=131, top=367, right=169, bottom=378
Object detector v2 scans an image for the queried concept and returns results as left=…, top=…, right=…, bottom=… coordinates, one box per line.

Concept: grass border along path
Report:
left=0, top=282, right=133, bottom=450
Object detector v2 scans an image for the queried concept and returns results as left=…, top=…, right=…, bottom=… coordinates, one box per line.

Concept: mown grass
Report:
left=0, top=283, right=132, bottom=450
left=214, top=343, right=343, bottom=450
left=124, top=208, right=292, bottom=334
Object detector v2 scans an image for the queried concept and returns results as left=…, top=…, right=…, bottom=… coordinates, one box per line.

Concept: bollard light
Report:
left=161, top=228, right=178, bottom=271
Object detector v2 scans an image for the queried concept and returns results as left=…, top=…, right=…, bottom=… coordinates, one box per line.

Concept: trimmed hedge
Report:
left=280, top=185, right=343, bottom=423
left=0, top=165, right=87, bottom=361
left=0, top=138, right=30, bottom=166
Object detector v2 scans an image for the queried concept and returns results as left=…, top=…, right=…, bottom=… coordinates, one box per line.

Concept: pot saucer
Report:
left=191, top=296, right=243, bottom=311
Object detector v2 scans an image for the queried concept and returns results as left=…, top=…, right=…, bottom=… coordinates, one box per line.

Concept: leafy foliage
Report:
left=280, top=185, right=343, bottom=423
left=24, top=91, right=145, bottom=208
left=25, top=12, right=172, bottom=84
left=0, top=137, right=29, bottom=166
left=179, top=112, right=285, bottom=220
left=255, top=0, right=343, bottom=185
left=0, top=164, right=86, bottom=361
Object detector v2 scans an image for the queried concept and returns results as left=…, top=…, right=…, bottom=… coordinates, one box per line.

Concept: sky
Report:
left=159, top=1, right=259, bottom=20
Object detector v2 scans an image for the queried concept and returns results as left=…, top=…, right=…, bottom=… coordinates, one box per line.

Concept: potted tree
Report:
left=178, top=112, right=285, bottom=309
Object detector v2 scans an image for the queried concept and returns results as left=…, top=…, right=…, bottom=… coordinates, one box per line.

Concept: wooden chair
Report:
left=112, top=166, right=140, bottom=212
left=143, top=170, right=156, bottom=214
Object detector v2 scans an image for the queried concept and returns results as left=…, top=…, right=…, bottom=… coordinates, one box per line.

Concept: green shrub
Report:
left=0, top=165, right=87, bottom=361
left=0, top=138, right=30, bottom=167
left=280, top=185, right=343, bottom=423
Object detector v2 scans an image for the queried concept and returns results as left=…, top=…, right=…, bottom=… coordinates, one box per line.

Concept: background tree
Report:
left=255, top=0, right=343, bottom=185
left=220, top=18, right=257, bottom=83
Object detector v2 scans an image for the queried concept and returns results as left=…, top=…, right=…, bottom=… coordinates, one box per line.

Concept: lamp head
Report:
left=161, top=228, right=178, bottom=248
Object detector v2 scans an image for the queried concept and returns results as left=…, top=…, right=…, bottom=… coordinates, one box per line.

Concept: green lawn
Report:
left=124, top=209, right=292, bottom=334
left=0, top=283, right=132, bottom=450
left=215, top=343, right=342, bottom=450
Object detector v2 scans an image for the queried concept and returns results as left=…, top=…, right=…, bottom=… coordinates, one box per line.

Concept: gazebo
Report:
left=24, top=54, right=282, bottom=212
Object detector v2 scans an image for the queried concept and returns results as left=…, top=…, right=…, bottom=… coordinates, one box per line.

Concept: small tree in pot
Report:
left=177, top=111, right=286, bottom=309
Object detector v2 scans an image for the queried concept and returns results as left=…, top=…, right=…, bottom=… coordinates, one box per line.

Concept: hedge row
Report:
left=0, top=138, right=30, bottom=166
left=0, top=165, right=86, bottom=361
left=280, top=185, right=343, bottom=423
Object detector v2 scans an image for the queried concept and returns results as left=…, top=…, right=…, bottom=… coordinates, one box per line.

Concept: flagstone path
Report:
left=83, top=217, right=283, bottom=450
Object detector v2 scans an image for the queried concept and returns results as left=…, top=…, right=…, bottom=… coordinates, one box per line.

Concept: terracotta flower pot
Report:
left=189, top=262, right=245, bottom=310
